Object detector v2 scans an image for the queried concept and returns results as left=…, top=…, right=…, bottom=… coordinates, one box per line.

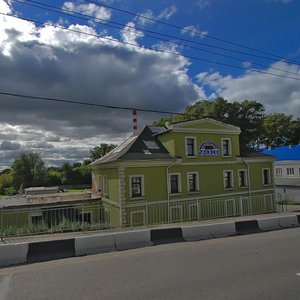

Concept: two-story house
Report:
left=91, top=118, right=275, bottom=227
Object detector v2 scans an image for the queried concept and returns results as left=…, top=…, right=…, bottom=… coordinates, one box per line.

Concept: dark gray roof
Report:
left=120, top=126, right=175, bottom=160
left=91, top=126, right=175, bottom=166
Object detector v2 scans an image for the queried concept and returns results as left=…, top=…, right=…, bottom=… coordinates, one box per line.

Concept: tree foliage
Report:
left=154, top=97, right=300, bottom=150
left=90, top=143, right=116, bottom=161
left=154, top=98, right=265, bottom=150
left=11, top=153, right=46, bottom=189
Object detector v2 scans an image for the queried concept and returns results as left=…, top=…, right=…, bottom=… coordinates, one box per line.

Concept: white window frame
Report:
left=223, top=170, right=234, bottom=189
left=262, top=168, right=271, bottom=185
left=185, top=136, right=197, bottom=157
left=129, top=175, right=145, bottom=199
left=275, top=167, right=283, bottom=176
left=169, top=173, right=182, bottom=195
left=187, top=172, right=199, bottom=193
left=221, top=138, right=232, bottom=157
left=286, top=167, right=295, bottom=176
left=238, top=169, right=248, bottom=188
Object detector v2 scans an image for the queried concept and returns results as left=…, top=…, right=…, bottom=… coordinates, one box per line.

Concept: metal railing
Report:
left=124, top=194, right=277, bottom=227
left=0, top=194, right=277, bottom=238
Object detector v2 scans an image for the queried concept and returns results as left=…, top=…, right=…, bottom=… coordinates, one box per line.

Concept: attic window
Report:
left=143, top=149, right=152, bottom=155
left=143, top=140, right=159, bottom=150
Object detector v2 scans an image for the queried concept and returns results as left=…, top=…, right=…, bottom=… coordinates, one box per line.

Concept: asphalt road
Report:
left=1, top=228, right=300, bottom=300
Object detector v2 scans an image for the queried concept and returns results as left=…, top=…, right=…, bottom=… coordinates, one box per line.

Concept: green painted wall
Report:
left=158, top=132, right=240, bottom=161
left=122, top=161, right=274, bottom=203
left=93, top=168, right=120, bottom=204
left=125, top=166, right=167, bottom=202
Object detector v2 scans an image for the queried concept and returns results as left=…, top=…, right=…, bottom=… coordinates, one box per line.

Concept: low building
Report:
left=0, top=191, right=105, bottom=238
left=261, top=145, right=300, bottom=202
left=91, top=118, right=275, bottom=227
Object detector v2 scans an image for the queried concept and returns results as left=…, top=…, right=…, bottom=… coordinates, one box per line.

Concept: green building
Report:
left=91, top=118, right=275, bottom=227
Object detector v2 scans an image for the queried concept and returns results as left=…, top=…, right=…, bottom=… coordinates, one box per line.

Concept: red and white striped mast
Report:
left=133, top=109, right=138, bottom=135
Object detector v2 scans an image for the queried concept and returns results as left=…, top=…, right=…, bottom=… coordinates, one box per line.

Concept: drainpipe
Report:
left=166, top=158, right=179, bottom=223
left=242, top=157, right=252, bottom=213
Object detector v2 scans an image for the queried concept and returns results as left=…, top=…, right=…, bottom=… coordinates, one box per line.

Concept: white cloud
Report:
left=0, top=0, right=204, bottom=169
left=137, top=5, right=177, bottom=26
left=181, top=25, right=208, bottom=38
left=62, top=1, right=111, bottom=22
left=197, top=62, right=300, bottom=116
left=158, top=5, right=177, bottom=20
left=120, top=22, right=144, bottom=45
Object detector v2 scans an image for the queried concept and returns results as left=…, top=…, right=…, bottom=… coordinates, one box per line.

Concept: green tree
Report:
left=60, top=162, right=73, bottom=185
left=262, top=113, right=294, bottom=147
left=290, top=118, right=300, bottom=145
left=11, top=153, right=46, bottom=190
left=153, top=98, right=265, bottom=150
left=90, top=143, right=116, bottom=161
left=0, top=171, right=15, bottom=195
left=44, top=169, right=62, bottom=186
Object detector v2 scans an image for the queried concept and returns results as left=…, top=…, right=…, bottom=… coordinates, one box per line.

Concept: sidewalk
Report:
left=2, top=206, right=300, bottom=245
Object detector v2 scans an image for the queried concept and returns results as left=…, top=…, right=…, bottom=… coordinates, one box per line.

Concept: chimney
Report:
left=133, top=109, right=137, bottom=135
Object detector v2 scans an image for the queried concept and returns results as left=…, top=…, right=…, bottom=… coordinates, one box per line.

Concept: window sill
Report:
left=169, top=193, right=182, bottom=196
left=239, top=186, right=248, bottom=189
left=188, top=191, right=200, bottom=194
left=224, top=187, right=234, bottom=190
left=130, top=196, right=145, bottom=200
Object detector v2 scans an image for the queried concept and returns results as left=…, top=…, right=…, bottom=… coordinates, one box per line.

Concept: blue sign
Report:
left=199, top=141, right=220, bottom=156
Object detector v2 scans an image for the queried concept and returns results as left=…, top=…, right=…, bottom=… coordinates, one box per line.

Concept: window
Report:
left=130, top=175, right=144, bottom=198
left=224, top=170, right=234, bottom=189
left=287, top=168, right=295, bottom=176
left=187, top=172, right=199, bottom=192
left=275, top=168, right=283, bottom=176
left=186, top=137, right=196, bottom=157
left=222, top=138, right=232, bottom=156
left=262, top=168, right=271, bottom=185
left=169, top=173, right=181, bottom=194
left=238, top=170, right=248, bottom=187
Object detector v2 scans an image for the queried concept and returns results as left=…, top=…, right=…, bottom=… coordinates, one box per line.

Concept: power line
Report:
left=20, top=0, right=300, bottom=69
left=0, top=91, right=187, bottom=116
left=2, top=12, right=300, bottom=82
left=84, top=0, right=300, bottom=65
left=17, top=0, right=300, bottom=77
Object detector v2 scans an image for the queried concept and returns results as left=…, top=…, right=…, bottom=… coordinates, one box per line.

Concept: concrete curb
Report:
left=0, top=243, right=28, bottom=267
left=257, top=217, right=281, bottom=231
left=235, top=220, right=261, bottom=234
left=1, top=214, right=300, bottom=267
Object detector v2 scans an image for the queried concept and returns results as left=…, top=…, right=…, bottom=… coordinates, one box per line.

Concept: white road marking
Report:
left=0, top=275, right=11, bottom=300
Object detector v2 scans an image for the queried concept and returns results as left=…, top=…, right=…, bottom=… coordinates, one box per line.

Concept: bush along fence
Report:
left=0, top=194, right=277, bottom=238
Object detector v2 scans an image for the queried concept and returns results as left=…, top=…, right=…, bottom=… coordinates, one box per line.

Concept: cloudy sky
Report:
left=0, top=0, right=300, bottom=170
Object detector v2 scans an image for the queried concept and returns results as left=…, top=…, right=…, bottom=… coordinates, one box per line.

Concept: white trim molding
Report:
left=129, top=174, right=145, bottom=199
left=187, top=171, right=199, bottom=193
left=185, top=136, right=197, bottom=157
left=223, top=169, right=234, bottom=189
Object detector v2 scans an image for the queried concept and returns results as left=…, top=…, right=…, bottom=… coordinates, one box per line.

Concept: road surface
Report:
left=1, top=228, right=300, bottom=299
